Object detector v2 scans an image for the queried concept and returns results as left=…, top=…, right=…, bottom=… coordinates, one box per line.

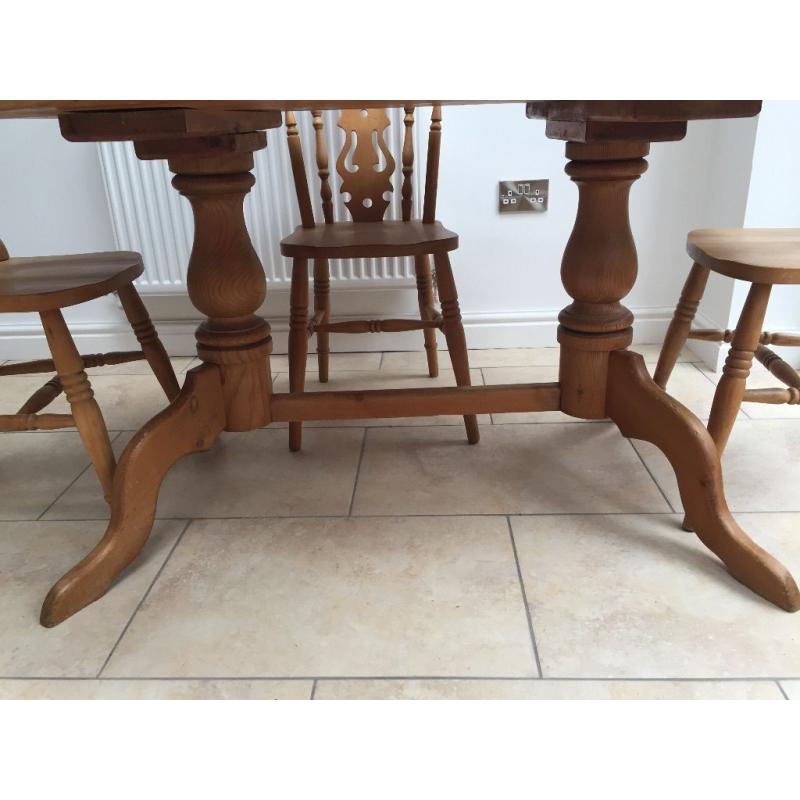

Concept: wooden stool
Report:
left=280, top=106, right=479, bottom=451
left=656, top=228, right=800, bottom=459
left=0, top=239, right=179, bottom=500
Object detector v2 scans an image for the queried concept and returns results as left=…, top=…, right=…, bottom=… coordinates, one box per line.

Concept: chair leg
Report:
left=432, top=252, right=479, bottom=444
left=40, top=309, right=116, bottom=502
left=313, top=258, right=331, bottom=383
left=708, top=283, right=772, bottom=455
left=117, top=283, right=180, bottom=400
left=414, top=254, right=439, bottom=378
left=289, top=258, right=309, bottom=452
left=654, top=262, right=710, bottom=389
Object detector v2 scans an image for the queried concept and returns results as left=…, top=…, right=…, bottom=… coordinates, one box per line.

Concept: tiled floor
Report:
left=0, top=347, right=798, bottom=700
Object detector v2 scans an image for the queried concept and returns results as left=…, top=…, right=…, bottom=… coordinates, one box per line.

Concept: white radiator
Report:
left=97, top=108, right=427, bottom=293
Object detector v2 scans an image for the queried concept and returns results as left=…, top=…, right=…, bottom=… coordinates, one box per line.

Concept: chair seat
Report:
left=0, top=251, right=143, bottom=312
left=687, top=228, right=800, bottom=284
left=280, top=220, right=458, bottom=259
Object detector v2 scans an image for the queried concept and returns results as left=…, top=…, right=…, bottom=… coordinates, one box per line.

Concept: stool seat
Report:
left=280, top=220, right=458, bottom=260
left=687, top=228, right=800, bottom=284
left=0, top=251, right=143, bottom=312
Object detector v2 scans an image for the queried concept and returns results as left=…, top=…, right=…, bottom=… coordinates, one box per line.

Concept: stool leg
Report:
left=313, top=258, right=331, bottom=383
left=708, top=283, right=772, bottom=455
left=414, top=254, right=439, bottom=378
left=40, top=309, right=116, bottom=502
left=433, top=252, right=479, bottom=444
left=289, top=258, right=309, bottom=452
left=654, top=262, right=709, bottom=389
left=117, top=283, right=180, bottom=400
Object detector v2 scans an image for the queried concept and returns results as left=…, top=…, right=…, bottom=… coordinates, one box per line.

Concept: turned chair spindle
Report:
left=281, top=105, right=478, bottom=451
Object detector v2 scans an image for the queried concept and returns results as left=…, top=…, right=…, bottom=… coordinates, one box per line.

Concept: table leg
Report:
left=559, top=139, right=799, bottom=611
left=41, top=364, right=226, bottom=626
left=41, top=142, right=272, bottom=625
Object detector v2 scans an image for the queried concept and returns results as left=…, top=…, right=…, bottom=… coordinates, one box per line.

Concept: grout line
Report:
left=776, top=680, right=789, bottom=699
left=310, top=679, right=318, bottom=700
left=347, top=428, right=368, bottom=517
left=34, top=430, right=125, bottom=521
left=626, top=437, right=676, bottom=513
left=95, top=519, right=192, bottom=678
left=506, top=516, right=543, bottom=679
left=2, top=675, right=797, bottom=683
left=18, top=509, right=800, bottom=525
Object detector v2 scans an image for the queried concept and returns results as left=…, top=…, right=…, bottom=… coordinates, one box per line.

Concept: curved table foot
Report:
left=607, top=350, right=800, bottom=612
left=40, top=364, right=226, bottom=627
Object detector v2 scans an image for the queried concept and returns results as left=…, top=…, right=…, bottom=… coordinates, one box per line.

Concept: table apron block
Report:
left=270, top=382, right=561, bottom=422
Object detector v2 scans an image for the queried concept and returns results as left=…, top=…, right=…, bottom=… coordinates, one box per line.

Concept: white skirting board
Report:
left=1, top=304, right=694, bottom=362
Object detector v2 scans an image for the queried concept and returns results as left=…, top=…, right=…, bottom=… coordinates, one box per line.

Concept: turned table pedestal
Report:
left=0, top=100, right=795, bottom=625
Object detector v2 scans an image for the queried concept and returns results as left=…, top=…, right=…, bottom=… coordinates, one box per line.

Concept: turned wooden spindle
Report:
left=434, top=251, right=479, bottom=443
left=285, top=110, right=315, bottom=229
left=168, top=144, right=272, bottom=431
left=312, top=109, right=334, bottom=224
left=17, top=377, right=63, bottom=415
left=313, top=258, right=331, bottom=382
left=654, top=262, right=709, bottom=388
left=0, top=238, right=9, bottom=261
left=117, top=283, right=180, bottom=400
left=558, top=141, right=648, bottom=418
left=422, top=105, right=442, bottom=224
left=402, top=105, right=415, bottom=222
left=707, top=283, right=772, bottom=453
left=40, top=308, right=116, bottom=500
left=288, top=257, right=309, bottom=451
left=414, top=253, right=440, bottom=378
left=754, top=344, right=800, bottom=391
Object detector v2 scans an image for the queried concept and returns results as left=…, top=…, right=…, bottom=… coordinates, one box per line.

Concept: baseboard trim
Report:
left=0, top=306, right=683, bottom=360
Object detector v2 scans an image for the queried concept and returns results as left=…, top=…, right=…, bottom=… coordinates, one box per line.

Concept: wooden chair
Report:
left=655, top=228, right=800, bottom=459
left=0, top=239, right=179, bottom=500
left=280, top=106, right=479, bottom=451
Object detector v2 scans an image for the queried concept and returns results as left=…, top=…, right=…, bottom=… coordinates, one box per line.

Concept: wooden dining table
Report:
left=1, top=99, right=797, bottom=626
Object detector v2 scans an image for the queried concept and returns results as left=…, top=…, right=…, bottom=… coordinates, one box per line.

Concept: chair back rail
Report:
left=283, top=105, right=443, bottom=227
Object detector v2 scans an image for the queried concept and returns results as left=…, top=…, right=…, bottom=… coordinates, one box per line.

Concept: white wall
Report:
left=0, top=118, right=133, bottom=360
left=0, top=106, right=760, bottom=360
left=730, top=100, right=800, bottom=367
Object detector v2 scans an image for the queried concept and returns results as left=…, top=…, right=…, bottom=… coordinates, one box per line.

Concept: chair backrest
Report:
left=285, top=105, right=443, bottom=228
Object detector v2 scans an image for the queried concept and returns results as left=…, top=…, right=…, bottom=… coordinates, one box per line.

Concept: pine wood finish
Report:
left=656, top=227, right=800, bottom=528
left=281, top=106, right=477, bottom=449
left=2, top=100, right=795, bottom=627
left=0, top=241, right=178, bottom=500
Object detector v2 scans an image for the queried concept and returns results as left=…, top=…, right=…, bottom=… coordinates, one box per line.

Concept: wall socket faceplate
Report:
left=498, top=179, right=548, bottom=213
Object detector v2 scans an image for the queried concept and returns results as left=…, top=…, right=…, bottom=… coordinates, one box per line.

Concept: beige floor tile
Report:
left=0, top=678, right=311, bottom=699
left=482, top=366, right=597, bottom=424
left=655, top=363, right=745, bottom=421
left=0, top=431, right=93, bottom=520
left=513, top=513, right=800, bottom=678
left=381, top=348, right=561, bottom=370
left=0, top=519, right=185, bottom=678
left=632, top=343, right=695, bottom=364
left=314, top=678, right=783, bottom=700
left=0, top=373, right=173, bottom=431
left=269, top=351, right=382, bottom=373
left=44, top=427, right=364, bottom=520
left=377, top=344, right=692, bottom=372
left=85, top=356, right=194, bottom=376
left=103, top=515, right=535, bottom=678
left=633, top=419, right=800, bottom=512
left=273, top=368, right=488, bottom=428
left=352, top=424, right=669, bottom=516
left=780, top=680, right=799, bottom=699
